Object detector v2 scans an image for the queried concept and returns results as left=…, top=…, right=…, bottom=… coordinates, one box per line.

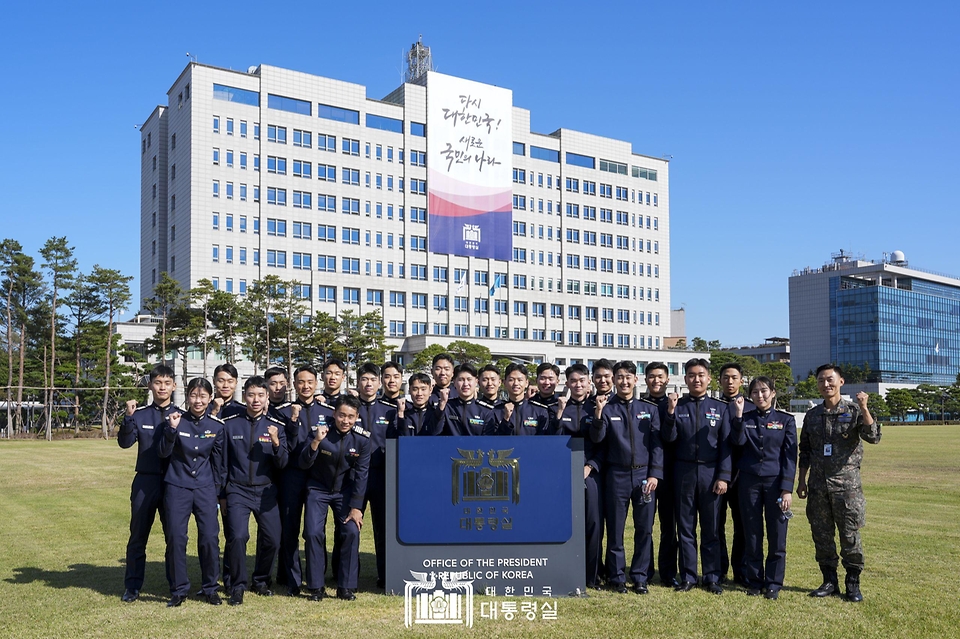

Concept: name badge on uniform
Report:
left=824, top=444, right=833, bottom=457
left=142, top=425, right=154, bottom=430
left=179, top=431, right=191, bottom=438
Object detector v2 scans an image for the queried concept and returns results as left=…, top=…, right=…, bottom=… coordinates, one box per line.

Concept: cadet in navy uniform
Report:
left=221, top=376, right=288, bottom=605
left=277, top=364, right=331, bottom=596
left=478, top=364, right=503, bottom=408
left=500, top=363, right=552, bottom=436
left=729, top=376, right=797, bottom=600
left=592, top=359, right=616, bottom=402
left=117, top=364, right=179, bottom=603
left=591, top=361, right=662, bottom=594
left=429, top=353, right=456, bottom=406
left=158, top=378, right=226, bottom=607
left=320, top=358, right=348, bottom=405
left=396, top=374, right=441, bottom=436
left=662, top=358, right=732, bottom=594
left=531, top=362, right=561, bottom=411
left=643, top=361, right=679, bottom=587
left=209, top=363, right=245, bottom=419
left=380, top=361, right=405, bottom=404
left=716, top=362, right=755, bottom=586
left=437, top=363, right=499, bottom=436
left=300, top=394, right=371, bottom=601
left=556, top=364, right=605, bottom=589
left=355, top=362, right=398, bottom=589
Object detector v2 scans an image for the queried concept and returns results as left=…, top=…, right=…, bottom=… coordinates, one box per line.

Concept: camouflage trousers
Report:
left=805, top=483, right=866, bottom=575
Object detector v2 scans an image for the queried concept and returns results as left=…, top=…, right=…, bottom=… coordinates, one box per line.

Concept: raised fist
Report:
left=397, top=400, right=405, bottom=419
left=667, top=392, right=679, bottom=414
left=168, top=412, right=181, bottom=430
left=503, top=402, right=515, bottom=422
left=526, top=386, right=538, bottom=399
left=732, top=395, right=744, bottom=419
left=557, top=395, right=568, bottom=415
left=125, top=400, right=138, bottom=416
left=267, top=424, right=280, bottom=446
left=855, top=391, right=869, bottom=409
left=595, top=392, right=609, bottom=415
left=290, top=404, right=302, bottom=422
left=314, top=424, right=329, bottom=442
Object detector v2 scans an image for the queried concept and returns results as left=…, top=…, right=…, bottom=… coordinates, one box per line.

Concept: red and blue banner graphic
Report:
left=427, top=72, right=513, bottom=261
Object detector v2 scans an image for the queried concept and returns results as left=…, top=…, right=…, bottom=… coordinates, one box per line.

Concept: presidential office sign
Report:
left=426, top=72, right=513, bottom=261
left=385, top=438, right=585, bottom=597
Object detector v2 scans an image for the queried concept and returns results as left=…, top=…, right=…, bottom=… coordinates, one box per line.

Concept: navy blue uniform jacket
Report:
left=662, top=395, right=732, bottom=483
left=299, top=425, right=372, bottom=510
left=591, top=395, right=663, bottom=478
left=439, top=397, right=499, bottom=436
left=731, top=408, right=798, bottom=493
left=221, top=412, right=289, bottom=488
left=118, top=403, right=183, bottom=475
left=158, top=411, right=226, bottom=489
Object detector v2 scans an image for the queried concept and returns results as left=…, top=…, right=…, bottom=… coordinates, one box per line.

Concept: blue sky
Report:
left=1, top=1, right=957, bottom=346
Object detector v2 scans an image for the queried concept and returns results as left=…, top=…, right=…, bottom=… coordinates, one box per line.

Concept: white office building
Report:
left=139, top=55, right=686, bottom=375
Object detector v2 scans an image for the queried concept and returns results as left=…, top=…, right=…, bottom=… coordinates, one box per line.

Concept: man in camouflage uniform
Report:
left=797, top=364, right=881, bottom=602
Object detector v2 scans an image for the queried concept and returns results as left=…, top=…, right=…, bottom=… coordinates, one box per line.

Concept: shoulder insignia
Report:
left=134, top=405, right=150, bottom=412
left=352, top=424, right=371, bottom=438
left=639, top=397, right=659, bottom=406
left=208, top=415, right=225, bottom=424
left=223, top=413, right=243, bottom=421
left=275, top=402, right=292, bottom=409
left=267, top=415, right=286, bottom=426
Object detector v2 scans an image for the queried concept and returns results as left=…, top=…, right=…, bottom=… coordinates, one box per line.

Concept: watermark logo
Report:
left=404, top=571, right=474, bottom=628
left=462, top=224, right=481, bottom=250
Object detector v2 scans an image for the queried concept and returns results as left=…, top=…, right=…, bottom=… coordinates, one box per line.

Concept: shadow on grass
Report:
left=5, top=561, right=171, bottom=601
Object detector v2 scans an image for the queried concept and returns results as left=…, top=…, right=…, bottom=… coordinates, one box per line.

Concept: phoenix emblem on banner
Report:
left=452, top=448, right=520, bottom=505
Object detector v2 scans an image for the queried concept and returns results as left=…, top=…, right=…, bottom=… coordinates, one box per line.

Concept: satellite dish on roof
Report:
left=891, top=250, right=906, bottom=264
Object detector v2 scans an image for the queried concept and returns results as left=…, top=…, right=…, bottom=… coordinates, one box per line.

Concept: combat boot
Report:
left=809, top=568, right=839, bottom=598
left=845, top=574, right=863, bottom=602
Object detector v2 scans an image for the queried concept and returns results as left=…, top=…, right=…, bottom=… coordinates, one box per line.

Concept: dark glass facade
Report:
left=830, top=276, right=960, bottom=384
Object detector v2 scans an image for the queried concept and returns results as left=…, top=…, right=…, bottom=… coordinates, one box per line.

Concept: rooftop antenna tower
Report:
left=405, top=36, right=433, bottom=83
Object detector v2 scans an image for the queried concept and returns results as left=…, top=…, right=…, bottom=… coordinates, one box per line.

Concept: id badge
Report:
left=824, top=444, right=833, bottom=457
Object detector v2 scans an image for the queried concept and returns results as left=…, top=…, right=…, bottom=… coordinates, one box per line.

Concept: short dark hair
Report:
left=333, top=393, right=361, bottom=413
left=504, top=363, right=529, bottom=378
left=536, top=362, right=560, bottom=377
left=719, top=362, right=744, bottom=377
left=684, top=358, right=711, bottom=373
left=293, top=364, right=318, bottom=379
left=565, top=363, right=589, bottom=378
left=592, top=359, right=614, bottom=375
left=264, top=366, right=287, bottom=381
left=322, top=358, right=346, bottom=373
left=149, top=364, right=175, bottom=382
left=644, top=361, right=668, bottom=376
left=243, top=375, right=269, bottom=392
left=748, top=376, right=776, bottom=395
left=815, top=364, right=843, bottom=378
left=357, top=362, right=381, bottom=378
left=213, top=363, right=238, bottom=379
left=186, top=377, right=213, bottom=396
left=613, top=360, right=637, bottom=376
left=479, top=364, right=501, bottom=377
left=432, top=352, right=455, bottom=367
left=454, top=362, right=478, bottom=379
left=408, top=372, right=431, bottom=387
left=381, top=360, right=403, bottom=375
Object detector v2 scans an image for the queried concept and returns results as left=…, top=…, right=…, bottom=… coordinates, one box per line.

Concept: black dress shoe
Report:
left=746, top=588, right=762, bottom=596
left=663, top=576, right=680, bottom=588
left=809, top=581, right=839, bottom=598
left=675, top=581, right=696, bottom=592
left=228, top=588, right=244, bottom=606
left=632, top=582, right=649, bottom=595
left=251, top=584, right=273, bottom=596
left=206, top=592, right=222, bottom=606
left=336, top=588, right=356, bottom=601
left=705, top=582, right=723, bottom=595
left=764, top=589, right=779, bottom=600
left=613, top=583, right=628, bottom=594
left=307, top=588, right=326, bottom=601
left=121, top=589, right=139, bottom=603
left=166, top=594, right=187, bottom=608
left=286, top=586, right=301, bottom=597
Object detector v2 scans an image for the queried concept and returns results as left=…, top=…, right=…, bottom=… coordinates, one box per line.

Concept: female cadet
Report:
left=729, top=376, right=797, bottom=600
left=158, top=378, right=226, bottom=607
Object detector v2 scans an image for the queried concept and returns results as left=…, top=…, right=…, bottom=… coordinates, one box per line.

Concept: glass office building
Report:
left=791, top=252, right=960, bottom=385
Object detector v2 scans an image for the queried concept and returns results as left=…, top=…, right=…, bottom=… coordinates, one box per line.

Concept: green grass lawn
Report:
left=1, top=425, right=958, bottom=638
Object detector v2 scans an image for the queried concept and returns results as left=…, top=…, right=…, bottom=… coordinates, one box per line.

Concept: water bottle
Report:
left=777, top=497, right=793, bottom=521
left=641, top=480, right=654, bottom=504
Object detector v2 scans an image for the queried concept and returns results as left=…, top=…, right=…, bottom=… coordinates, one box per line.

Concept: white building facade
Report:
left=140, top=62, right=684, bottom=374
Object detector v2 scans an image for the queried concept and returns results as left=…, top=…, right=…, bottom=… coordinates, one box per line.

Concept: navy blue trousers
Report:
left=649, top=459, right=679, bottom=583
left=277, top=468, right=308, bottom=588
left=303, top=487, right=360, bottom=590
left=737, top=473, right=789, bottom=591
left=363, top=465, right=386, bottom=584
left=604, top=467, right=656, bottom=585
left=674, top=461, right=722, bottom=585
left=718, top=478, right=746, bottom=581
left=164, top=483, right=220, bottom=596
left=584, top=469, right=604, bottom=587
left=124, top=473, right=171, bottom=591
left=224, top=483, right=281, bottom=591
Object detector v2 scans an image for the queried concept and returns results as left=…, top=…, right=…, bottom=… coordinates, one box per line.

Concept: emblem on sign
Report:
left=452, top=448, right=520, bottom=505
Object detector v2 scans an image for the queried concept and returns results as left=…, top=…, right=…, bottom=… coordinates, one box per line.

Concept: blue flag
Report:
left=489, top=273, right=502, bottom=297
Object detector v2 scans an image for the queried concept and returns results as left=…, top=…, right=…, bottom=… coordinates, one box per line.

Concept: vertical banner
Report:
left=427, top=72, right=513, bottom=261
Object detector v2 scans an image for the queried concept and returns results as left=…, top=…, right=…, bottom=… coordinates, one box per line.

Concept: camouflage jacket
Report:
left=799, top=399, right=881, bottom=490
